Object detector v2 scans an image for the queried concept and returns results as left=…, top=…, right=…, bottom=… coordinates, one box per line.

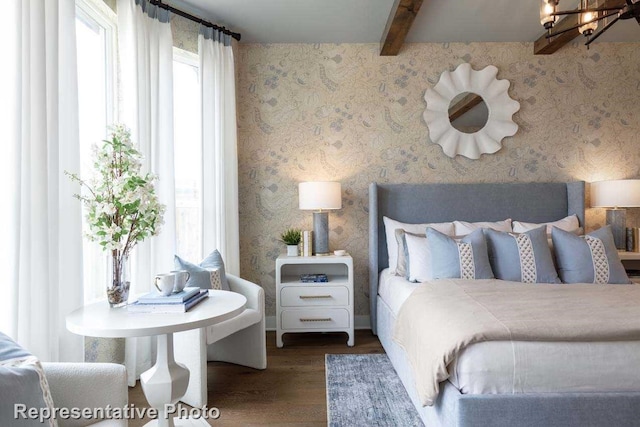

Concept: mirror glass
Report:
left=448, top=92, right=489, bottom=134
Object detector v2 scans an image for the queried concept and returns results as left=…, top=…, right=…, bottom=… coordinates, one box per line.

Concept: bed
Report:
left=368, top=181, right=640, bottom=427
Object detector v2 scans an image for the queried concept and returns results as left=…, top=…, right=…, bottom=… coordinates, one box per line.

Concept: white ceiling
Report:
left=169, top=0, right=640, bottom=44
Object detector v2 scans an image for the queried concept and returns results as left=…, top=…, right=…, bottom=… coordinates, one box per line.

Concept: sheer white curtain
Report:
left=199, top=27, right=240, bottom=274
left=0, top=0, right=84, bottom=362
left=117, top=0, right=176, bottom=386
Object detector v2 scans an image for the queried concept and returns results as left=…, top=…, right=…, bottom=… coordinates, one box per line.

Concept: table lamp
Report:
left=591, top=179, right=640, bottom=250
left=299, top=181, right=342, bottom=255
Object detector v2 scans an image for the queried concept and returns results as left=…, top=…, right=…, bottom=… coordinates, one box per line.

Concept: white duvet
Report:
left=378, top=269, right=640, bottom=397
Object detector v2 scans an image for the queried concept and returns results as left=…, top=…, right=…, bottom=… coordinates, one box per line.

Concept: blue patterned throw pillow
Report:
left=0, top=332, right=57, bottom=427
left=174, top=250, right=230, bottom=291
left=484, top=226, right=560, bottom=283
left=427, top=228, right=494, bottom=280
left=551, top=226, right=631, bottom=284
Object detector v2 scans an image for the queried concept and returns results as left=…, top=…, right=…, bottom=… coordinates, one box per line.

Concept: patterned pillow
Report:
left=208, top=269, right=223, bottom=290
left=174, top=250, right=230, bottom=290
left=551, top=226, right=631, bottom=284
left=484, top=226, right=560, bottom=283
left=427, top=228, right=494, bottom=280
left=0, top=332, right=58, bottom=427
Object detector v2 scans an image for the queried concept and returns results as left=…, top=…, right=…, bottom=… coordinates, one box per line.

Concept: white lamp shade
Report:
left=298, top=181, right=342, bottom=210
left=591, top=179, right=640, bottom=208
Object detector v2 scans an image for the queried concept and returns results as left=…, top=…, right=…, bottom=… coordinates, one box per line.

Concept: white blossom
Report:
left=65, top=124, right=165, bottom=261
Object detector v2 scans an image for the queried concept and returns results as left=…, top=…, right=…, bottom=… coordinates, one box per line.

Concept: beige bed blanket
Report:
left=393, top=279, right=640, bottom=406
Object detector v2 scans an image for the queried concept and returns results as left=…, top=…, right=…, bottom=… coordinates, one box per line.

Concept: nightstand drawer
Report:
left=280, top=286, right=349, bottom=307
left=281, top=308, right=350, bottom=329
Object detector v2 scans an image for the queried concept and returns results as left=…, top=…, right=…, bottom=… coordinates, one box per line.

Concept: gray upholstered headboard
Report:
left=368, top=181, right=585, bottom=333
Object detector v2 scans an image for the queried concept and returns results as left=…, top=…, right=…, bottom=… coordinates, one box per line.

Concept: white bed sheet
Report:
left=378, top=268, right=421, bottom=315
left=378, top=269, right=640, bottom=395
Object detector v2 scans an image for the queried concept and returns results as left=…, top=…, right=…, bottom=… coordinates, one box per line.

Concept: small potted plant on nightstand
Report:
left=281, top=228, right=302, bottom=257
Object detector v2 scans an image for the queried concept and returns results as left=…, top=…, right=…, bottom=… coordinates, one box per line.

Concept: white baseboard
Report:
left=265, top=315, right=370, bottom=331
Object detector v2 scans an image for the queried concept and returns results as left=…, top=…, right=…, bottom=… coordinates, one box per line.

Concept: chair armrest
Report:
left=226, top=274, right=264, bottom=313
left=43, top=362, right=127, bottom=427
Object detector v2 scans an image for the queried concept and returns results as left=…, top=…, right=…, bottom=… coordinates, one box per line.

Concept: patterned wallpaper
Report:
left=235, top=42, right=640, bottom=317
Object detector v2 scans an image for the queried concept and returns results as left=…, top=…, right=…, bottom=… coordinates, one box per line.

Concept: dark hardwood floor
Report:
left=128, top=330, right=384, bottom=426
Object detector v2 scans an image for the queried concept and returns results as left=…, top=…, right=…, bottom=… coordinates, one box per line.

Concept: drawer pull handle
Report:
left=299, top=318, right=332, bottom=322
left=299, top=295, right=332, bottom=299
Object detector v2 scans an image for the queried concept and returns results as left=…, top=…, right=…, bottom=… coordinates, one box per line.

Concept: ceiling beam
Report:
left=448, top=93, right=483, bottom=122
left=380, top=0, right=424, bottom=56
left=533, top=0, right=626, bottom=55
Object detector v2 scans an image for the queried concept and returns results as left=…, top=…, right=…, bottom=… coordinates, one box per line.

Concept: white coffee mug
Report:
left=171, top=270, right=191, bottom=293
left=155, top=273, right=176, bottom=296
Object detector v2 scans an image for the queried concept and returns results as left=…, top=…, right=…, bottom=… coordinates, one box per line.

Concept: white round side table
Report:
left=66, top=290, right=246, bottom=427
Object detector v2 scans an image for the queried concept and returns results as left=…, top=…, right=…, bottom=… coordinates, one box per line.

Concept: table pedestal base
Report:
left=141, top=333, right=189, bottom=427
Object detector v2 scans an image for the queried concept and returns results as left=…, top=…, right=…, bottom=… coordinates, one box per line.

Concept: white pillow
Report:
left=404, top=232, right=433, bottom=283
left=513, top=215, right=580, bottom=234
left=454, top=219, right=512, bottom=235
left=383, top=216, right=454, bottom=274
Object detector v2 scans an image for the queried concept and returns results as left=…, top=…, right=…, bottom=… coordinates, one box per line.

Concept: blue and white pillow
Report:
left=174, top=250, right=229, bottom=291
left=484, top=226, right=560, bottom=283
left=551, top=226, right=631, bottom=284
left=427, top=228, right=494, bottom=280
left=0, top=332, right=58, bottom=427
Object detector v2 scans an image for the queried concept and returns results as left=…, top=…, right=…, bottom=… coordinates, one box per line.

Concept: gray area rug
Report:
left=326, top=353, right=424, bottom=427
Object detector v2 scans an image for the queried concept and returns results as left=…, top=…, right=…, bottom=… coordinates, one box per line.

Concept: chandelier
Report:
left=540, top=0, right=640, bottom=46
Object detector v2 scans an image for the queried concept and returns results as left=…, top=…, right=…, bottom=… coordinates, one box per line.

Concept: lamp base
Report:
left=606, top=208, right=626, bottom=250
left=313, top=211, right=330, bottom=255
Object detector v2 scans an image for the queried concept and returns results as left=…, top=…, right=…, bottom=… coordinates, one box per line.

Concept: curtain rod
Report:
left=150, top=0, right=241, bottom=41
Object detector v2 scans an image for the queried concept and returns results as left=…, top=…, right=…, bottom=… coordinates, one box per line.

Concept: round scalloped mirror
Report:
left=424, top=63, right=520, bottom=160
left=448, top=92, right=489, bottom=134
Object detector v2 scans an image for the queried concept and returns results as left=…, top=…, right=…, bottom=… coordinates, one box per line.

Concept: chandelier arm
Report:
left=585, top=16, right=620, bottom=46
left=545, top=11, right=619, bottom=39
left=552, top=7, right=622, bottom=16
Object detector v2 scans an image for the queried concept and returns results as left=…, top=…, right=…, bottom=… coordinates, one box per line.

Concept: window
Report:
left=74, top=4, right=203, bottom=299
left=75, top=0, right=117, bottom=303
left=173, top=48, right=203, bottom=262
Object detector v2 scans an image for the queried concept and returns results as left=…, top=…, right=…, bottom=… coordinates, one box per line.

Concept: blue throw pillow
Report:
left=551, top=226, right=631, bottom=284
left=427, top=228, right=494, bottom=280
left=174, top=250, right=230, bottom=291
left=485, top=226, right=560, bottom=283
left=0, top=332, right=57, bottom=427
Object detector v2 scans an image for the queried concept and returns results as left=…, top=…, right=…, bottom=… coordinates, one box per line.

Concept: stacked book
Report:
left=300, top=273, right=328, bottom=283
left=301, top=230, right=313, bottom=257
left=128, top=287, right=208, bottom=313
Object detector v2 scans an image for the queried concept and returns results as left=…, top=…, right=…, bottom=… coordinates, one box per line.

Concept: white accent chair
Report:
left=44, top=362, right=128, bottom=427
left=174, top=273, right=267, bottom=408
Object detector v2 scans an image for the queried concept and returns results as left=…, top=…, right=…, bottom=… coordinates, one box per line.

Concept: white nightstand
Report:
left=276, top=254, right=354, bottom=348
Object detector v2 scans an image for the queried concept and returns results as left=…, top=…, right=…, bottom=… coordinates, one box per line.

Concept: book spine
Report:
left=137, top=288, right=200, bottom=304
left=303, top=231, right=307, bottom=257
left=302, top=230, right=313, bottom=257
left=184, top=293, right=208, bottom=311
left=130, top=291, right=208, bottom=313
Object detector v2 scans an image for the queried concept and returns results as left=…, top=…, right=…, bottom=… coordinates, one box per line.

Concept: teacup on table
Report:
left=155, top=273, right=176, bottom=296
left=171, top=270, right=191, bottom=293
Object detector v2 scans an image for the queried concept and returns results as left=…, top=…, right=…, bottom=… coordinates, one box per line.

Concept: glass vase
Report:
left=107, top=250, right=130, bottom=308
